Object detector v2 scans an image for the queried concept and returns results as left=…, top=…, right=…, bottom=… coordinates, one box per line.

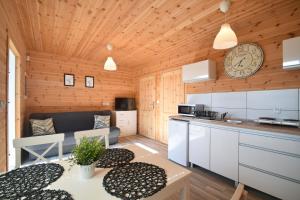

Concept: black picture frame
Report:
left=64, top=73, right=75, bottom=86
left=85, top=76, right=94, bottom=88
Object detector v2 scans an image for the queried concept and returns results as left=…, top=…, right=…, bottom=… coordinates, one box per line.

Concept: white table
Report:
left=47, top=144, right=191, bottom=200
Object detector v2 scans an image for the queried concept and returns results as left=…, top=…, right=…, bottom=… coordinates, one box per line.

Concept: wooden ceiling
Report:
left=14, top=0, right=300, bottom=69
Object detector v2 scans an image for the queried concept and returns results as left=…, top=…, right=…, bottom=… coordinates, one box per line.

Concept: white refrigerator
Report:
left=168, top=119, right=189, bottom=166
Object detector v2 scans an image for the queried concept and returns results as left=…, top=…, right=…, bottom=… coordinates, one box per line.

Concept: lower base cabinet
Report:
left=184, top=122, right=300, bottom=199
left=189, top=124, right=210, bottom=170
left=239, top=165, right=300, bottom=200
left=239, top=131, right=300, bottom=200
left=114, top=110, right=137, bottom=136
left=210, top=128, right=238, bottom=181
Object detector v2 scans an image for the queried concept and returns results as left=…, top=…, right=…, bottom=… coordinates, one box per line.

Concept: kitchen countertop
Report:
left=169, top=115, right=300, bottom=137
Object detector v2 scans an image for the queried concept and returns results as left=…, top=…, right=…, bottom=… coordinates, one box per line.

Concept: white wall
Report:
left=187, top=89, right=299, bottom=120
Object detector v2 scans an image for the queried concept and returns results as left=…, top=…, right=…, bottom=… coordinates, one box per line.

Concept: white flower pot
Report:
left=80, top=163, right=95, bottom=179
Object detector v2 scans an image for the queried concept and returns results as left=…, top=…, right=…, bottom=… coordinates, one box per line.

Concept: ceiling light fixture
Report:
left=104, top=43, right=117, bottom=71
left=213, top=0, right=237, bottom=49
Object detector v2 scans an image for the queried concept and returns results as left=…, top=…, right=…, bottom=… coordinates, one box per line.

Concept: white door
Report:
left=189, top=124, right=210, bottom=169
left=7, top=49, right=16, bottom=170
left=210, top=127, right=239, bottom=181
left=168, top=119, right=188, bottom=166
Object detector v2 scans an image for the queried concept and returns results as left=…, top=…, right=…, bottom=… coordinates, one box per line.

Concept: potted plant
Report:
left=71, top=137, right=105, bottom=179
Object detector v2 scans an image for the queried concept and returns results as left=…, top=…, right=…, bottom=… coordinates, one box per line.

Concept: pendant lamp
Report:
left=104, top=44, right=117, bottom=71
left=213, top=0, right=237, bottom=49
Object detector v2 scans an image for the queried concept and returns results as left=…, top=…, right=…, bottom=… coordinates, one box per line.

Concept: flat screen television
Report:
left=115, top=98, right=136, bottom=111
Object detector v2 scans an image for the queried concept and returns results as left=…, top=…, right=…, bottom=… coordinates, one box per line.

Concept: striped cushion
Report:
left=94, top=115, right=110, bottom=129
left=30, top=118, right=56, bottom=136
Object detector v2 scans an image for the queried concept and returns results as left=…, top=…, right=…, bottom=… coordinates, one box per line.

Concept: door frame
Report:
left=138, top=75, right=156, bottom=139
left=6, top=38, right=21, bottom=170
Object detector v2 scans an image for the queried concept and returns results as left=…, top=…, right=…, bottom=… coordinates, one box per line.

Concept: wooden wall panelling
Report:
left=134, top=0, right=300, bottom=145
left=133, top=1, right=300, bottom=94
left=138, top=75, right=156, bottom=139
left=0, top=1, right=27, bottom=172
left=26, top=51, right=135, bottom=115
left=13, top=0, right=222, bottom=67
left=159, top=69, right=184, bottom=144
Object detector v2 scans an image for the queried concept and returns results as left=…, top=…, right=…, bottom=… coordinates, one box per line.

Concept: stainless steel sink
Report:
left=225, top=119, right=243, bottom=124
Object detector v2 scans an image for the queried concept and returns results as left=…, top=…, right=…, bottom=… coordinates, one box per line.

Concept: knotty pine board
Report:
left=138, top=75, right=156, bottom=140
left=26, top=51, right=135, bottom=116
left=0, top=0, right=27, bottom=172
left=134, top=0, right=300, bottom=144
left=159, top=69, right=184, bottom=143
left=134, top=1, right=300, bottom=94
left=136, top=68, right=184, bottom=144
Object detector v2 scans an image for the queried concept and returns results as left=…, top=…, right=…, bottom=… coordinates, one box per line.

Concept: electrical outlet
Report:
left=102, top=102, right=110, bottom=106
left=273, top=107, right=282, bottom=114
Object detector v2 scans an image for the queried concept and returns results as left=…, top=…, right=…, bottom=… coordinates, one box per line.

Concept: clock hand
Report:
left=235, top=57, right=246, bottom=67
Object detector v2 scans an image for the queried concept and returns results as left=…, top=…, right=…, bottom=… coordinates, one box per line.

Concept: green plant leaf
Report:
left=71, top=137, right=105, bottom=166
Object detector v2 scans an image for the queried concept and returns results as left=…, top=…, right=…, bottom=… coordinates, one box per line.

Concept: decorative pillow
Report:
left=94, top=115, right=110, bottom=129
left=30, top=118, right=56, bottom=136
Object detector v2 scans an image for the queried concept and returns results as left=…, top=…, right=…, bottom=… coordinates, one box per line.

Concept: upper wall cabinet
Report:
left=283, top=36, right=300, bottom=70
left=182, top=60, right=216, bottom=83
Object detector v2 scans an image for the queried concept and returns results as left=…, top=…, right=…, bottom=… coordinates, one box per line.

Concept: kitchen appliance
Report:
left=254, top=117, right=300, bottom=127
left=115, top=98, right=136, bottom=111
left=178, top=104, right=204, bottom=116
left=194, top=110, right=218, bottom=120
left=168, top=119, right=189, bottom=166
left=178, top=104, right=196, bottom=116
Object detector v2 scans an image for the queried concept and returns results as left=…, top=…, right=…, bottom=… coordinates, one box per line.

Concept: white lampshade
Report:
left=104, top=56, right=117, bottom=71
left=213, top=23, right=237, bottom=49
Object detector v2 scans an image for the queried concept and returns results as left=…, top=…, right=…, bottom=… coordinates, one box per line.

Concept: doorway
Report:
left=7, top=40, right=20, bottom=171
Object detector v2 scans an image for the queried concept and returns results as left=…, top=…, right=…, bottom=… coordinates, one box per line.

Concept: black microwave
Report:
left=178, top=104, right=196, bottom=116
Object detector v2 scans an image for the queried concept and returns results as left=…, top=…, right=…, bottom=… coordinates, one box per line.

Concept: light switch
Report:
left=0, top=100, right=5, bottom=109
left=102, top=102, right=110, bottom=106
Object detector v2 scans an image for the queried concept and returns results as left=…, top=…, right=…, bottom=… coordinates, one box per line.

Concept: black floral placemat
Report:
left=96, top=148, right=135, bottom=168
left=0, top=163, right=64, bottom=199
left=19, top=189, right=73, bottom=200
left=103, top=162, right=167, bottom=200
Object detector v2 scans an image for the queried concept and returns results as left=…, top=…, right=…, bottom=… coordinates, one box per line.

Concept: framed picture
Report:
left=64, top=73, right=75, bottom=86
left=85, top=76, right=94, bottom=88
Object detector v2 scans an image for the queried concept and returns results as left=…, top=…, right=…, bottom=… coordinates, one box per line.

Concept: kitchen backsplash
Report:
left=186, top=88, right=300, bottom=120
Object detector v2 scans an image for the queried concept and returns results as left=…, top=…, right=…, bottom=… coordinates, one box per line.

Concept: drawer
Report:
left=239, top=165, right=300, bottom=200
left=239, top=145, right=300, bottom=181
left=117, top=122, right=128, bottom=129
left=240, top=132, right=300, bottom=155
left=117, top=119, right=128, bottom=125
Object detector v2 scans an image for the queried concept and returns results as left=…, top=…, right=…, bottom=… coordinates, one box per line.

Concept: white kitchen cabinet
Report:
left=239, top=130, right=300, bottom=200
left=114, top=110, right=137, bottom=136
left=239, top=165, right=300, bottom=200
left=189, top=124, right=210, bottom=169
left=210, top=127, right=239, bottom=181
left=168, top=119, right=189, bottom=166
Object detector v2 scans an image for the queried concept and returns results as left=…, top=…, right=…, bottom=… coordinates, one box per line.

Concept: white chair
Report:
left=13, top=133, right=65, bottom=168
left=74, top=128, right=109, bottom=149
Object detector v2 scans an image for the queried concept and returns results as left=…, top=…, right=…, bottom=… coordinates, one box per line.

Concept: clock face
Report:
left=224, top=43, right=264, bottom=78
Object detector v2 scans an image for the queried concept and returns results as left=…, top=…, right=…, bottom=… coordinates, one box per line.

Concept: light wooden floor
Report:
left=119, top=135, right=279, bottom=200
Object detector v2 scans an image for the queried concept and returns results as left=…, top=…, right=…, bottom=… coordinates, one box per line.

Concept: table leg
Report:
left=180, top=183, right=190, bottom=200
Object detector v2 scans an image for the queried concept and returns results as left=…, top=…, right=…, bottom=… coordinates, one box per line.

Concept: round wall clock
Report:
left=224, top=43, right=264, bottom=78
